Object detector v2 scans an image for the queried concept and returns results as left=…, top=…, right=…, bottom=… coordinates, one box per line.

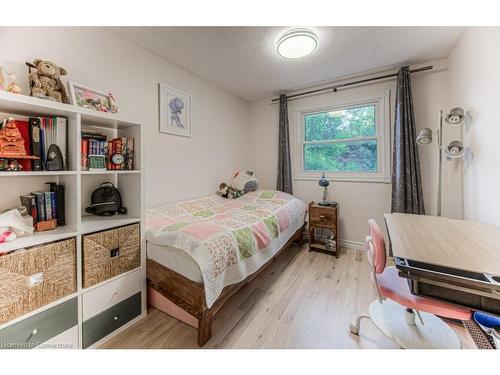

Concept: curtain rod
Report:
left=271, top=65, right=433, bottom=102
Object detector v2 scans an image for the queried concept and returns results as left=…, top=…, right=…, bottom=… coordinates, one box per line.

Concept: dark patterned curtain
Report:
left=276, top=94, right=293, bottom=194
left=391, top=66, right=425, bottom=214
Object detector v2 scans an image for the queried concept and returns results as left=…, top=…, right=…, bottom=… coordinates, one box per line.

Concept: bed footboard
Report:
left=146, top=223, right=305, bottom=346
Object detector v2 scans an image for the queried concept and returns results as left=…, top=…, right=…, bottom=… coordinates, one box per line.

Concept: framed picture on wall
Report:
left=159, top=83, right=192, bottom=137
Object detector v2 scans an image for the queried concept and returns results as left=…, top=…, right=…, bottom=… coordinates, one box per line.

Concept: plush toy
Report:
left=232, top=170, right=259, bottom=193
left=26, top=59, right=68, bottom=103
left=218, top=182, right=243, bottom=199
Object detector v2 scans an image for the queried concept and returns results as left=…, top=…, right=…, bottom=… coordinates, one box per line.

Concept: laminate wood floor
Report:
left=101, top=245, right=475, bottom=349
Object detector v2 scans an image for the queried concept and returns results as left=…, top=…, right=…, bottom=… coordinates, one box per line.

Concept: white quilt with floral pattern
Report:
left=146, top=190, right=306, bottom=307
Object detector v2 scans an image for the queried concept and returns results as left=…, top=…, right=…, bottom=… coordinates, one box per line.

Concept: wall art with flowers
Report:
left=159, top=83, right=192, bottom=137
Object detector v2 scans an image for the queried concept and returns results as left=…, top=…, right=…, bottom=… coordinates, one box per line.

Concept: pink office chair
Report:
left=349, top=219, right=472, bottom=349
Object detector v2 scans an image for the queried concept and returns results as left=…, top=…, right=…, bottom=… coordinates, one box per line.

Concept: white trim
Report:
left=292, top=90, right=391, bottom=183
left=303, top=231, right=366, bottom=251
left=339, top=239, right=366, bottom=251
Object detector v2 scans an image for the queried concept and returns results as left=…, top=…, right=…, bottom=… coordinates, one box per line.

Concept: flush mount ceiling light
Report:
left=277, top=29, right=318, bottom=59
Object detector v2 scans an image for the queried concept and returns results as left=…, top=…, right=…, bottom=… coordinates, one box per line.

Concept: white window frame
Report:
left=293, top=89, right=391, bottom=183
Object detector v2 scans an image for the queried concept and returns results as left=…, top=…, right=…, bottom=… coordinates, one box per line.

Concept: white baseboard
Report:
left=303, top=231, right=365, bottom=251
left=338, top=239, right=365, bottom=251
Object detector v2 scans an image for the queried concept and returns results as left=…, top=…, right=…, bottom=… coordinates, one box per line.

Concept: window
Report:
left=294, top=91, right=390, bottom=182
left=304, top=105, right=377, bottom=172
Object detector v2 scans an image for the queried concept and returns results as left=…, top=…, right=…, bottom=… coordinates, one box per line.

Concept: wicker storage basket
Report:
left=0, top=238, right=77, bottom=325
left=82, top=223, right=140, bottom=288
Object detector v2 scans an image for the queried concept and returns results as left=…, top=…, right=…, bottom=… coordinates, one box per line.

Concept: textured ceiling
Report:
left=113, top=26, right=465, bottom=101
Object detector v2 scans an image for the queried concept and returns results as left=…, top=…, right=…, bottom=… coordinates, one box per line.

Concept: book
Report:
left=107, top=140, right=113, bottom=169
left=56, top=117, right=67, bottom=169
left=31, top=192, right=46, bottom=222
left=82, top=132, right=107, bottom=141
left=46, top=182, right=65, bottom=226
left=45, top=191, right=52, bottom=220
left=81, top=139, right=88, bottom=170
left=126, top=137, right=134, bottom=170
left=40, top=118, right=46, bottom=167
left=20, top=194, right=37, bottom=225
left=29, top=118, right=42, bottom=171
left=50, top=191, right=57, bottom=220
left=31, top=116, right=67, bottom=171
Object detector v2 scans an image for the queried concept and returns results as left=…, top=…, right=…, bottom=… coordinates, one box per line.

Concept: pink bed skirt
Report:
left=147, top=286, right=199, bottom=328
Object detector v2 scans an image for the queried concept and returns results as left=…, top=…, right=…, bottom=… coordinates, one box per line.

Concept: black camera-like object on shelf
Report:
left=85, top=182, right=127, bottom=216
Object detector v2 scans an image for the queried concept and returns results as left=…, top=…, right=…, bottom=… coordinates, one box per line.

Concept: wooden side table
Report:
left=308, top=202, right=339, bottom=257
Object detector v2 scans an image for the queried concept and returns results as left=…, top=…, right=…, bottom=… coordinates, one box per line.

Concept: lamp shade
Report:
left=445, top=107, right=465, bottom=125
left=444, top=140, right=465, bottom=158
left=319, top=172, right=329, bottom=187
left=416, top=128, right=433, bottom=144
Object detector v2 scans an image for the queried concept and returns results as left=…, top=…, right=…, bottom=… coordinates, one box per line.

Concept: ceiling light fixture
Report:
left=277, top=28, right=318, bottom=59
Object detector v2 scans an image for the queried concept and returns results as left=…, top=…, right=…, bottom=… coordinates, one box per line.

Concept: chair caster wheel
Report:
left=349, top=323, right=360, bottom=335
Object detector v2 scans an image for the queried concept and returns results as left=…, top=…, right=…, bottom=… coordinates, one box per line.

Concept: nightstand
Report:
left=308, top=202, right=339, bottom=257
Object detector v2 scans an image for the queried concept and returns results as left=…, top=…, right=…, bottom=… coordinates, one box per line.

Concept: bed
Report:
left=146, top=190, right=306, bottom=345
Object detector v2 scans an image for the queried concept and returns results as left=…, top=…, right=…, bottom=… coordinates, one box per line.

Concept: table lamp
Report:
left=318, top=172, right=331, bottom=206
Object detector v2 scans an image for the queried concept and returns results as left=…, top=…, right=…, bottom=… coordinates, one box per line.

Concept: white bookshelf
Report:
left=0, top=91, right=146, bottom=349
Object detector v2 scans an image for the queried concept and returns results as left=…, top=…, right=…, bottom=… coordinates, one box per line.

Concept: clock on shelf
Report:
left=111, top=152, right=125, bottom=167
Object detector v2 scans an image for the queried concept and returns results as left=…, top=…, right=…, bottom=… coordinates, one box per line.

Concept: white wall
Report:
left=0, top=27, right=250, bottom=208
left=248, top=65, right=460, bottom=245
left=448, top=27, right=500, bottom=226
left=0, top=26, right=472, bottom=243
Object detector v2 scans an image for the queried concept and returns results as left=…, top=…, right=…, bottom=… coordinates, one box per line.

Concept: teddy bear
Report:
left=26, top=59, right=68, bottom=103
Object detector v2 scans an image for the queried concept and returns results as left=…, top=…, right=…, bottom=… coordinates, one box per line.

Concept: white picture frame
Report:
left=67, top=81, right=118, bottom=113
left=159, top=83, right=192, bottom=137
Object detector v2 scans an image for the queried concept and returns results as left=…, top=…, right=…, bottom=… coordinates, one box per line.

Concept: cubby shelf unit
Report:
left=0, top=90, right=146, bottom=349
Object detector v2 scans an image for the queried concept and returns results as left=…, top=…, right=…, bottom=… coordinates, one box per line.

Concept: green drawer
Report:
left=82, top=292, right=141, bottom=348
left=0, top=298, right=78, bottom=349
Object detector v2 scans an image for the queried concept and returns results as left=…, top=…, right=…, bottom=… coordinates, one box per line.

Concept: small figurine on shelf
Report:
left=6, top=71, right=22, bottom=94
left=0, top=159, right=22, bottom=171
left=0, top=68, right=19, bottom=93
left=0, top=67, right=5, bottom=90
left=0, top=117, right=28, bottom=157
left=108, top=93, right=118, bottom=113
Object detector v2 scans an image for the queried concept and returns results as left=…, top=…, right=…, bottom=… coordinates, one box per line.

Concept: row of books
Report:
left=19, top=182, right=65, bottom=227
left=81, top=131, right=134, bottom=170
left=1, top=116, right=67, bottom=171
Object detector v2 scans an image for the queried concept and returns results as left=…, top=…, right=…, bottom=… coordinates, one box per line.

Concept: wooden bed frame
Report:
left=146, top=223, right=306, bottom=346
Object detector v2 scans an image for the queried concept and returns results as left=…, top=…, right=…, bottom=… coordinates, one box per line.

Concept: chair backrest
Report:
left=366, top=219, right=387, bottom=301
left=367, top=219, right=387, bottom=274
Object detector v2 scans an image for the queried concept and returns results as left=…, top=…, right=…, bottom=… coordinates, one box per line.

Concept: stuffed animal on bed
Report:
left=218, top=170, right=258, bottom=199
left=218, top=182, right=243, bottom=199
left=232, top=170, right=258, bottom=193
